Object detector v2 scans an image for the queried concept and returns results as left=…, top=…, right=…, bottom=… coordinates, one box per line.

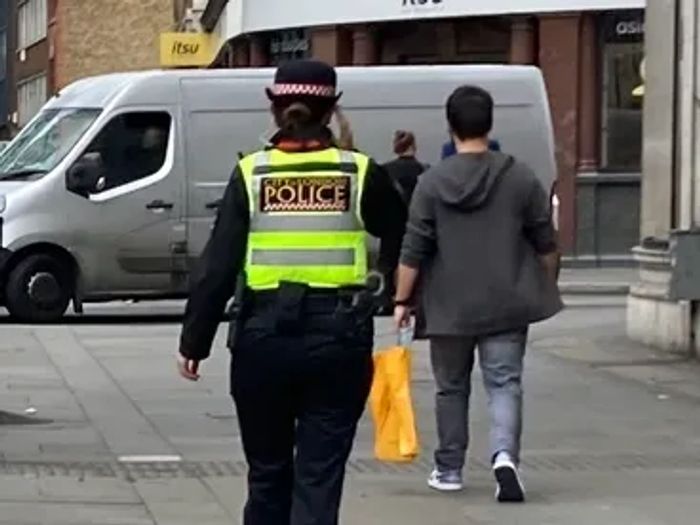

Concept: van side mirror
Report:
left=66, top=153, right=105, bottom=196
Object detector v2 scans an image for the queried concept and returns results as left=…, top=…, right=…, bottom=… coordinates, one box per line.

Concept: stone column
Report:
left=627, top=0, right=690, bottom=354
left=509, top=17, right=536, bottom=65
left=352, top=25, right=378, bottom=65
left=577, top=13, right=599, bottom=173
left=538, top=14, right=582, bottom=254
left=639, top=2, right=677, bottom=240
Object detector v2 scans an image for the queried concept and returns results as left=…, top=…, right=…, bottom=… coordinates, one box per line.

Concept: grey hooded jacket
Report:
left=400, top=151, right=563, bottom=337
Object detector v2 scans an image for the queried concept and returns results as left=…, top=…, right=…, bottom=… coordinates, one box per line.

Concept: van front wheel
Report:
left=5, top=254, right=72, bottom=323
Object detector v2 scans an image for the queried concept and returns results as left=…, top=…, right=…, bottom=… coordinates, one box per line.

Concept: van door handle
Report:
left=146, top=200, right=174, bottom=211
left=205, top=199, right=222, bottom=210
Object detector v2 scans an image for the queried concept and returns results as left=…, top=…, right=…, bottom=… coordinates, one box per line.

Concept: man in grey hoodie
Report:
left=394, top=86, right=562, bottom=503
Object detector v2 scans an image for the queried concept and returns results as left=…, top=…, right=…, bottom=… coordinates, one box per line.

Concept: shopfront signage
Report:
left=602, top=11, right=645, bottom=42
left=242, top=0, right=646, bottom=35
left=401, top=0, right=445, bottom=15
left=615, top=19, right=644, bottom=36
left=159, top=33, right=219, bottom=68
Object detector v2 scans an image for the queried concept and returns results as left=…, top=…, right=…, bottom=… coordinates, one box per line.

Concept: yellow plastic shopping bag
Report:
left=368, top=345, right=420, bottom=463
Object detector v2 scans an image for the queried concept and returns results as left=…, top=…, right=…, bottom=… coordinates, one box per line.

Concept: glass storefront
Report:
left=268, top=29, right=311, bottom=64
left=600, top=10, right=644, bottom=172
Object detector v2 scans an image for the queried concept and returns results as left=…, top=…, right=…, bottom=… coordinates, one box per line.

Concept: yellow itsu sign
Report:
left=160, top=33, right=219, bottom=67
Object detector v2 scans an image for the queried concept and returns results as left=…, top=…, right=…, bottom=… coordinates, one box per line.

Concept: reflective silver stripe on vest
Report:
left=253, top=214, right=358, bottom=232
left=251, top=248, right=356, bottom=266
left=255, top=151, right=271, bottom=170
left=248, top=150, right=362, bottom=233
left=338, top=150, right=355, bottom=166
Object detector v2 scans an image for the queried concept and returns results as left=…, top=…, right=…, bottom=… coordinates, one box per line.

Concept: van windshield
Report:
left=0, top=108, right=101, bottom=181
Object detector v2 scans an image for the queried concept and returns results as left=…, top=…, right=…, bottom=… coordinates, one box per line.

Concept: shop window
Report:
left=17, top=74, right=47, bottom=127
left=18, top=0, right=47, bottom=49
left=455, top=18, right=510, bottom=63
left=81, top=112, right=171, bottom=193
left=269, top=29, right=310, bottom=64
left=600, top=11, right=644, bottom=172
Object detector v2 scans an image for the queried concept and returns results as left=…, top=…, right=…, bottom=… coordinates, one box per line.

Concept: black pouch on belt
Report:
left=274, top=281, right=308, bottom=335
left=227, top=274, right=248, bottom=349
left=334, top=289, right=374, bottom=338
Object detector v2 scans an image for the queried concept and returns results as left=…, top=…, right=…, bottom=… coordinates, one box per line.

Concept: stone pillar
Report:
left=249, top=36, right=268, bottom=67
left=577, top=14, right=599, bottom=173
left=311, top=26, right=353, bottom=66
left=352, top=25, right=378, bottom=65
left=509, top=17, right=536, bottom=65
left=627, top=0, right=689, bottom=355
left=538, top=14, right=582, bottom=254
left=639, top=2, right=676, bottom=240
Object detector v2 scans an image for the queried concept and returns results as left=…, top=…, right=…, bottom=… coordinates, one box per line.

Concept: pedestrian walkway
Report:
left=2, top=302, right=700, bottom=524
left=558, top=267, right=636, bottom=295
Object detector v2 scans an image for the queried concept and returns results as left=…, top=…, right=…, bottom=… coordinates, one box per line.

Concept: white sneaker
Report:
left=493, top=453, right=525, bottom=503
left=427, top=469, right=463, bottom=492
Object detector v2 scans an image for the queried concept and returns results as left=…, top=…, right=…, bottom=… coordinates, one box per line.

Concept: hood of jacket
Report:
left=432, top=151, right=514, bottom=211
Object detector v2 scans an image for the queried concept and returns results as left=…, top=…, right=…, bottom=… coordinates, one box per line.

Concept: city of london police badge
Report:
left=260, top=176, right=351, bottom=213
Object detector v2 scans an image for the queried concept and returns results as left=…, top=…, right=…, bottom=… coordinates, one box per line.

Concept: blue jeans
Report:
left=429, top=329, right=527, bottom=472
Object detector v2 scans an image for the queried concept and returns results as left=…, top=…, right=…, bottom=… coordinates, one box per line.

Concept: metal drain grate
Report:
left=2, top=453, right=700, bottom=480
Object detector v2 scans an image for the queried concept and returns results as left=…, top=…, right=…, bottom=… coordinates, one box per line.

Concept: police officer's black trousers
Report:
left=231, top=299, right=373, bottom=525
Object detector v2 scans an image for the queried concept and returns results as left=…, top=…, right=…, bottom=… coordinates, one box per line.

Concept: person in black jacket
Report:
left=377, top=131, right=427, bottom=315
left=177, top=60, right=406, bottom=525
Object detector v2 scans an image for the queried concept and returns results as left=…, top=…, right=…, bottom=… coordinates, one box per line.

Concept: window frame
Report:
left=598, top=10, right=645, bottom=173
left=77, top=110, right=175, bottom=203
left=18, top=0, right=48, bottom=50
left=17, top=73, right=47, bottom=127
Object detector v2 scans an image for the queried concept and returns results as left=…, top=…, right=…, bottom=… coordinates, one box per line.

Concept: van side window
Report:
left=82, top=112, right=171, bottom=193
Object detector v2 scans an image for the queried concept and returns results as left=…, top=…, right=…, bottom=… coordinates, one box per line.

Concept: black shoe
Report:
left=493, top=455, right=525, bottom=503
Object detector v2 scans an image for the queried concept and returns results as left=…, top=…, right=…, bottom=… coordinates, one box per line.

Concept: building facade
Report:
left=627, top=0, right=700, bottom=357
left=0, top=0, right=14, bottom=140
left=55, top=0, right=175, bottom=89
left=203, top=0, right=646, bottom=262
left=8, top=0, right=175, bottom=132
left=13, top=0, right=52, bottom=129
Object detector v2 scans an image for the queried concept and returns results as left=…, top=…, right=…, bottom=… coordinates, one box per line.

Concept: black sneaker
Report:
left=493, top=455, right=525, bottom=503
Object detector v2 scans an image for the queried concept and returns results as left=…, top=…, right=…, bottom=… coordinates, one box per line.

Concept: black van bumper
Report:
left=0, top=247, right=11, bottom=273
left=0, top=247, right=11, bottom=303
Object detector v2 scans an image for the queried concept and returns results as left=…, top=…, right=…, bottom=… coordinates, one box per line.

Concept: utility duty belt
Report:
left=227, top=277, right=384, bottom=347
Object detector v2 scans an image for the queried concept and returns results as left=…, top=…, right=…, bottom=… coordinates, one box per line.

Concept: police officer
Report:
left=177, top=60, right=406, bottom=525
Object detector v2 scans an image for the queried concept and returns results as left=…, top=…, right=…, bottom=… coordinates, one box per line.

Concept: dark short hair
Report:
left=446, top=85, right=494, bottom=140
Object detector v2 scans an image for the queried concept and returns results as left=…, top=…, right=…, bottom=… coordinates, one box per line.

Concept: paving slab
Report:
left=3, top=300, right=700, bottom=523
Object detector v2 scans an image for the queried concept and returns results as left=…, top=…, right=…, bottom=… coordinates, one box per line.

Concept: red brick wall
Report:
left=538, top=14, right=582, bottom=253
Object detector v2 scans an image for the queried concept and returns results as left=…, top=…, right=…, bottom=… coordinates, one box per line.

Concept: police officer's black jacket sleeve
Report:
left=179, top=166, right=250, bottom=361
left=360, top=160, right=407, bottom=239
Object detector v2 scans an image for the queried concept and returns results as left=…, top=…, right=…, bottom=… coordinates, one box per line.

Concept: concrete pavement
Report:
left=2, top=297, right=700, bottom=524
left=558, top=267, right=635, bottom=295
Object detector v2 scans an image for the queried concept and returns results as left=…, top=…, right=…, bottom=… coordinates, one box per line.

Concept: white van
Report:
left=0, top=66, right=557, bottom=322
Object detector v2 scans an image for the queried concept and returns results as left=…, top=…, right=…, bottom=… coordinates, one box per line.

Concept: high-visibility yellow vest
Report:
left=239, top=147, right=370, bottom=291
